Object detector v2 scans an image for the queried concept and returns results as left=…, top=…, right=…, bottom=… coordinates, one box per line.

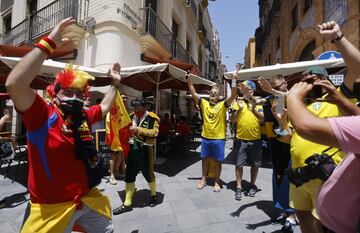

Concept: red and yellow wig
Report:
left=46, top=64, right=95, bottom=98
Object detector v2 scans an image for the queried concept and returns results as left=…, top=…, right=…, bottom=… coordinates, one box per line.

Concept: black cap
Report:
left=131, top=97, right=146, bottom=107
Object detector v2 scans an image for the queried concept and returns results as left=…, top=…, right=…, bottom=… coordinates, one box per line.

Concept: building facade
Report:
left=0, top=0, right=221, bottom=137
left=255, top=0, right=360, bottom=66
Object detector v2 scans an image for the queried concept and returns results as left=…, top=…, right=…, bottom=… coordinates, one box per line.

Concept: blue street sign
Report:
left=317, top=51, right=343, bottom=60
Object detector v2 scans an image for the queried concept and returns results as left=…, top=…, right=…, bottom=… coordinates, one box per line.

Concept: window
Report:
left=27, top=0, right=37, bottom=14
left=304, top=0, right=312, bottom=13
left=186, top=38, right=191, bottom=54
left=3, top=13, right=12, bottom=33
left=291, top=4, right=298, bottom=31
left=276, top=35, right=280, bottom=50
left=171, top=19, right=179, bottom=58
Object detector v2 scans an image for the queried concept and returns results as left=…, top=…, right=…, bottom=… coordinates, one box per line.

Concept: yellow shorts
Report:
left=289, top=179, right=321, bottom=219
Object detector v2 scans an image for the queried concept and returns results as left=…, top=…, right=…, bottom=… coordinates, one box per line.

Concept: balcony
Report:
left=2, top=0, right=86, bottom=47
left=197, top=21, right=206, bottom=44
left=171, top=39, right=198, bottom=68
left=139, top=7, right=172, bottom=59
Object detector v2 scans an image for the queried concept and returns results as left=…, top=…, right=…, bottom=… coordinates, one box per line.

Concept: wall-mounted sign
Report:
left=329, top=74, right=344, bottom=86
left=118, top=3, right=141, bottom=28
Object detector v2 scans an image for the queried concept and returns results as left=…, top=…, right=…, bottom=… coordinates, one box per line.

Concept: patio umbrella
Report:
left=0, top=56, right=109, bottom=89
left=0, top=57, right=215, bottom=113
left=223, top=58, right=346, bottom=80
left=119, top=63, right=215, bottom=113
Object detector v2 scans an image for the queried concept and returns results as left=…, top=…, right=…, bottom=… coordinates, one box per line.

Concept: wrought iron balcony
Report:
left=2, top=19, right=30, bottom=46
left=197, top=21, right=206, bottom=43
left=2, top=0, right=85, bottom=46
left=172, top=39, right=188, bottom=62
left=140, top=7, right=173, bottom=55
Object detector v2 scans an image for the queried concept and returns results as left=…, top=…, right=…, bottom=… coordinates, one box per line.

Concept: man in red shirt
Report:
left=6, top=18, right=121, bottom=232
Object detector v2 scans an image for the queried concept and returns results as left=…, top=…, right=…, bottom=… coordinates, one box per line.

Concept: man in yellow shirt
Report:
left=231, top=81, right=264, bottom=200
left=286, top=21, right=360, bottom=233
left=187, top=73, right=237, bottom=192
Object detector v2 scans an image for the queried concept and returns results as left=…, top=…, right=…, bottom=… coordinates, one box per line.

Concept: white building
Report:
left=0, top=0, right=221, bottom=138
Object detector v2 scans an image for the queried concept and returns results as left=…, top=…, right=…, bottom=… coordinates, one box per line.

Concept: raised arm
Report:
left=99, top=63, right=122, bottom=117
left=187, top=73, right=199, bottom=104
left=225, top=75, right=238, bottom=107
left=5, top=18, right=75, bottom=112
left=318, top=21, right=360, bottom=91
left=0, top=114, right=10, bottom=131
left=314, top=79, right=360, bottom=116
left=287, top=82, right=339, bottom=147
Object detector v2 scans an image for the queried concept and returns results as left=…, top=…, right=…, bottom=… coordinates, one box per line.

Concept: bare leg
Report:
left=235, top=166, right=243, bottom=189
left=250, top=166, right=259, bottom=185
left=198, top=157, right=210, bottom=189
left=213, top=160, right=222, bottom=192
left=109, top=151, right=119, bottom=184
left=296, top=210, right=324, bottom=233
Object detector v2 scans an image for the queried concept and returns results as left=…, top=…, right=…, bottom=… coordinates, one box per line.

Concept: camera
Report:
left=286, top=153, right=336, bottom=187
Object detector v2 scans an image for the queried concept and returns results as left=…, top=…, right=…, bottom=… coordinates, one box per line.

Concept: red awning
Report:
left=0, top=44, right=75, bottom=59
left=142, top=55, right=203, bottom=77
left=0, top=43, right=76, bottom=89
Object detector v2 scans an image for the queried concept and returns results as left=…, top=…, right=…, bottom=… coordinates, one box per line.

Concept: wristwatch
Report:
left=331, top=33, right=344, bottom=43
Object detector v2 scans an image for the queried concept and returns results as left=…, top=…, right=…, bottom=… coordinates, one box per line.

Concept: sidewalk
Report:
left=0, top=137, right=300, bottom=233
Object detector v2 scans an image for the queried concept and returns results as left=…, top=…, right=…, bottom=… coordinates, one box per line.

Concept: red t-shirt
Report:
left=20, top=95, right=102, bottom=204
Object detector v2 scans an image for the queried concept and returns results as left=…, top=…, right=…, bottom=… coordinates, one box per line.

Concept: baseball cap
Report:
left=306, top=66, right=328, bottom=77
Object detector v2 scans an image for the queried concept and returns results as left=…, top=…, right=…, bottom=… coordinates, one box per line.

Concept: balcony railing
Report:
left=2, top=19, right=30, bottom=46
left=140, top=7, right=172, bottom=54
left=171, top=39, right=198, bottom=68
left=2, top=0, right=85, bottom=46
left=172, top=39, right=188, bottom=62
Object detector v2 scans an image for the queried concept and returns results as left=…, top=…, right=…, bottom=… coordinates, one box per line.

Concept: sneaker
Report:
left=234, top=188, right=242, bottom=201
left=109, top=176, right=117, bottom=185
left=149, top=195, right=158, bottom=207
left=248, top=185, right=258, bottom=197
left=281, top=218, right=297, bottom=233
left=113, top=204, right=133, bottom=215
left=271, top=213, right=287, bottom=225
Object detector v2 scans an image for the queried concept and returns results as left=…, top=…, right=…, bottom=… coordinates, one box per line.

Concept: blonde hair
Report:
left=270, top=75, right=285, bottom=88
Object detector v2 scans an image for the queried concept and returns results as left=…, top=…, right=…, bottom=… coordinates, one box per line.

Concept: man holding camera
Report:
left=286, top=21, right=359, bottom=233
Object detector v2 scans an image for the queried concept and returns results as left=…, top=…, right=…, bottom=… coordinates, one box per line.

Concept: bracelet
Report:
left=231, top=79, right=237, bottom=88
left=331, top=33, right=344, bottom=43
left=35, top=37, right=57, bottom=55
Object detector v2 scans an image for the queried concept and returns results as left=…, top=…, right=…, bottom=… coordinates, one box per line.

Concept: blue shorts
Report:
left=201, top=138, right=225, bottom=161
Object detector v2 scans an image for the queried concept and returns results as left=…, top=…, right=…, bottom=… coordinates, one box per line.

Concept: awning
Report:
left=0, top=44, right=75, bottom=59
left=142, top=55, right=203, bottom=77
left=224, top=58, right=346, bottom=81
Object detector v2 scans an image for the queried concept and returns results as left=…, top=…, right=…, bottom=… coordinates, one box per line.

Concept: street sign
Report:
left=329, top=74, right=344, bottom=86
left=317, top=51, right=342, bottom=60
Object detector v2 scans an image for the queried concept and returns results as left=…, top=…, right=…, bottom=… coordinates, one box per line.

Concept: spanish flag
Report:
left=105, top=91, right=132, bottom=156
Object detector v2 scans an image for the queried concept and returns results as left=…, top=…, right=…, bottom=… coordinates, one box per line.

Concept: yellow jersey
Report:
left=200, top=98, right=228, bottom=139
left=233, top=100, right=263, bottom=140
left=291, top=93, right=352, bottom=168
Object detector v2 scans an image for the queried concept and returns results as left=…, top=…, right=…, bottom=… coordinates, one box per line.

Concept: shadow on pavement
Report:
left=115, top=189, right=165, bottom=209
left=0, top=163, right=28, bottom=187
left=230, top=200, right=281, bottom=231
left=0, top=191, right=29, bottom=209
left=154, top=151, right=201, bottom=177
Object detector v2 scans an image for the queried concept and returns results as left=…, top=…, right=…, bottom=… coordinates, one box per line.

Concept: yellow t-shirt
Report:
left=200, top=98, right=227, bottom=139
left=233, top=100, right=263, bottom=140
left=290, top=88, right=355, bottom=168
